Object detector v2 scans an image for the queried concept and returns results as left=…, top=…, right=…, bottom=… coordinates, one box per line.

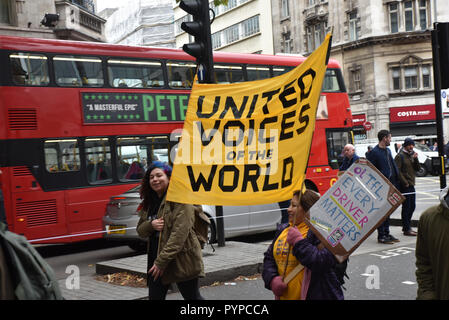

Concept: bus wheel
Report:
left=416, top=164, right=427, bottom=177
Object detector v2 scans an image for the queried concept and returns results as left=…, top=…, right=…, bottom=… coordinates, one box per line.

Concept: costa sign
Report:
left=390, top=105, right=435, bottom=123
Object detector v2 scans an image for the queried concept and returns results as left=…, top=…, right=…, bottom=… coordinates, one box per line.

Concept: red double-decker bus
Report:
left=0, top=35, right=352, bottom=243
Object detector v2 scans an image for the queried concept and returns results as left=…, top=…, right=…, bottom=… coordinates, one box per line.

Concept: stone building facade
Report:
left=0, top=0, right=105, bottom=41
left=271, top=0, right=449, bottom=141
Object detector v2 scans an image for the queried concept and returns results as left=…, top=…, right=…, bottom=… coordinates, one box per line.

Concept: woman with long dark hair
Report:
left=136, top=161, right=204, bottom=300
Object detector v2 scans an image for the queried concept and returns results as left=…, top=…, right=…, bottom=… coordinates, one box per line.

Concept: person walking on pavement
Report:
left=136, top=161, right=205, bottom=300
left=262, top=189, right=344, bottom=300
left=366, top=130, right=400, bottom=244
left=339, top=144, right=360, bottom=172
left=394, top=138, right=419, bottom=236
left=416, top=185, right=449, bottom=299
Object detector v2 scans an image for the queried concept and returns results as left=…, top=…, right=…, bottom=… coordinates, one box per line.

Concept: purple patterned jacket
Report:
left=262, top=223, right=344, bottom=300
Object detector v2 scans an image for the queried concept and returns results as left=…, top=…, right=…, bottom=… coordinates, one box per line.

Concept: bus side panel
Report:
left=13, top=189, right=67, bottom=241
left=64, top=183, right=139, bottom=242
left=308, top=127, right=327, bottom=167
left=4, top=166, right=66, bottom=240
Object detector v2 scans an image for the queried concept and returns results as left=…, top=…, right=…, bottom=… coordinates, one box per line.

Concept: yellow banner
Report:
left=167, top=33, right=332, bottom=205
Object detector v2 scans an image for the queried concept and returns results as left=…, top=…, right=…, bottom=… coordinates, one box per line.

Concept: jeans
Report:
left=148, top=276, right=204, bottom=300
left=400, top=185, right=416, bottom=232
left=377, top=217, right=390, bottom=239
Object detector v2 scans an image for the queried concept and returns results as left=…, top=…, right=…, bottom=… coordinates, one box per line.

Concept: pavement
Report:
left=58, top=223, right=419, bottom=300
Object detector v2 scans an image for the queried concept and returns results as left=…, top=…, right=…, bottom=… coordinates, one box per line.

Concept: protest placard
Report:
left=305, top=158, right=405, bottom=263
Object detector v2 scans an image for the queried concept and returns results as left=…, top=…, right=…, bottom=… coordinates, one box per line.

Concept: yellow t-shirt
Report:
left=273, top=222, right=309, bottom=300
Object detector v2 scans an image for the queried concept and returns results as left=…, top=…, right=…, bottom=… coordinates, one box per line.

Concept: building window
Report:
left=404, top=1, right=414, bottom=31
left=306, top=21, right=327, bottom=52
left=419, top=0, right=428, bottom=30
left=210, top=0, right=249, bottom=16
left=348, top=11, right=358, bottom=41
left=348, top=64, right=362, bottom=93
left=389, top=56, right=432, bottom=93
left=211, top=15, right=260, bottom=49
left=404, top=66, right=418, bottom=89
left=387, top=0, right=429, bottom=33
left=0, top=0, right=10, bottom=24
left=389, top=3, right=399, bottom=33
left=281, top=0, right=290, bottom=18
left=71, top=0, right=95, bottom=14
left=392, top=67, right=401, bottom=90
left=282, top=32, right=292, bottom=53
left=212, top=33, right=222, bottom=49
left=422, top=65, right=431, bottom=88
left=352, top=69, right=361, bottom=92
left=225, top=24, right=240, bottom=44
left=242, top=15, right=259, bottom=38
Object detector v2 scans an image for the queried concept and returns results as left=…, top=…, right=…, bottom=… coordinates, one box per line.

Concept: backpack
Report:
left=168, top=203, right=211, bottom=249
left=334, top=258, right=349, bottom=290
left=192, top=205, right=211, bottom=249
left=0, top=222, right=63, bottom=300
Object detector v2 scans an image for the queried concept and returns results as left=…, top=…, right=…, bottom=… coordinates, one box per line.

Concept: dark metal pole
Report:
left=215, top=205, right=225, bottom=247
left=431, top=22, right=447, bottom=190
left=197, top=0, right=224, bottom=246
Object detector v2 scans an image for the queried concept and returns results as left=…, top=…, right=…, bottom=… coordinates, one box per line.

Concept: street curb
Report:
left=390, top=218, right=418, bottom=228
left=95, top=259, right=263, bottom=288
left=95, top=241, right=268, bottom=295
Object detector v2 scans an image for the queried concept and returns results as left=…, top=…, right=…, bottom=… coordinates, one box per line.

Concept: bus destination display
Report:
left=82, top=92, right=189, bottom=123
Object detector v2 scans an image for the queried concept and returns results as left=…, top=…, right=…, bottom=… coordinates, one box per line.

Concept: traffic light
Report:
left=179, top=0, right=214, bottom=83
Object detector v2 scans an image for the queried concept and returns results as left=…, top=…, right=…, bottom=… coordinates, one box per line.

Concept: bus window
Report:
left=54, top=55, right=103, bottom=87
left=9, top=53, right=49, bottom=86
left=214, top=64, right=244, bottom=83
left=272, top=65, right=295, bottom=77
left=167, top=61, right=196, bottom=88
left=85, top=138, right=112, bottom=184
left=44, top=139, right=80, bottom=172
left=322, top=69, right=342, bottom=92
left=116, top=137, right=147, bottom=181
left=107, top=59, right=164, bottom=88
left=246, top=65, right=270, bottom=81
left=146, top=136, right=170, bottom=163
left=326, top=130, right=352, bottom=169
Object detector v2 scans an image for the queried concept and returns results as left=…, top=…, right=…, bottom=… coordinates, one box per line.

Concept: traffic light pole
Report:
left=180, top=0, right=224, bottom=246
left=180, top=0, right=215, bottom=84
left=432, top=23, right=447, bottom=190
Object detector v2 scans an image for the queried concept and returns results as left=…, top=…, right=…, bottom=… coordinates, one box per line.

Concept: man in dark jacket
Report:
left=395, top=138, right=420, bottom=236
left=339, top=144, right=360, bottom=171
left=366, top=130, right=400, bottom=244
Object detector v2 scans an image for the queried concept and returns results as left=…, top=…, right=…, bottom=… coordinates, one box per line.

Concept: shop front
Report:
left=389, top=104, right=437, bottom=138
left=352, top=113, right=367, bottom=142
